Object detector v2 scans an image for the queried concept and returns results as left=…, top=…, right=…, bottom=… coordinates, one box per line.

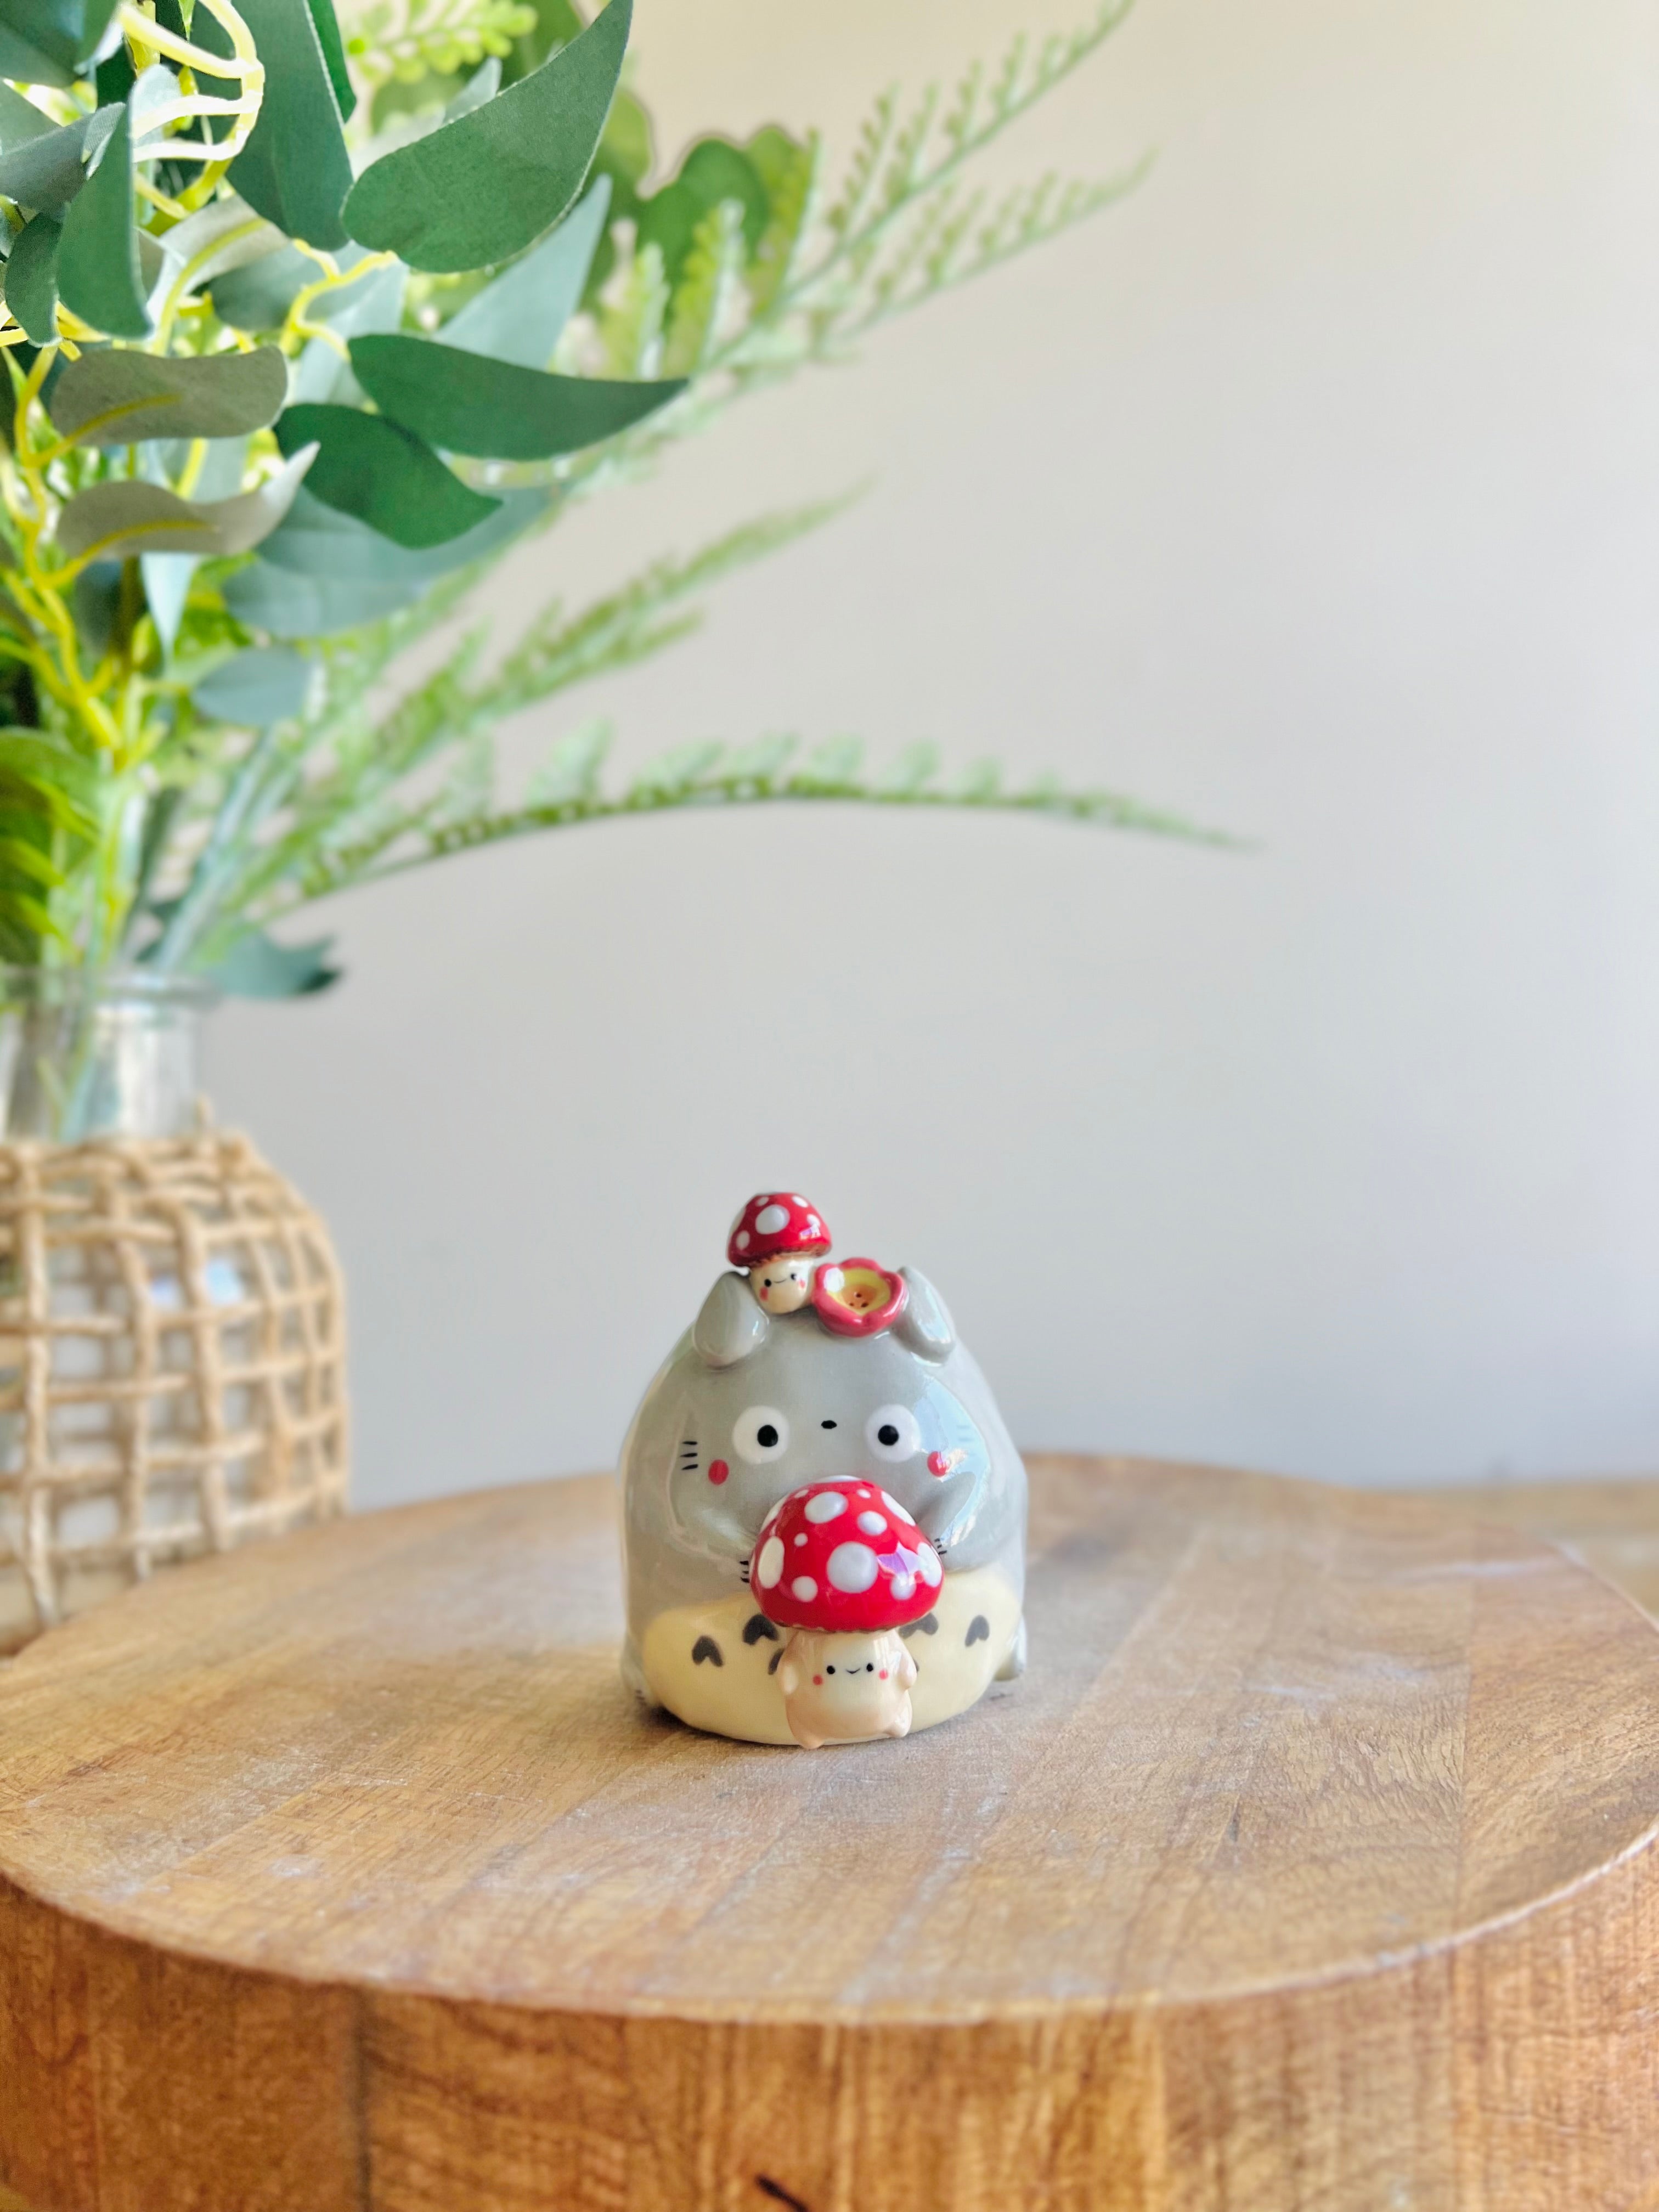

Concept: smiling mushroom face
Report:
left=752, top=1252, right=814, bottom=1313
left=727, top=1192, right=831, bottom=1313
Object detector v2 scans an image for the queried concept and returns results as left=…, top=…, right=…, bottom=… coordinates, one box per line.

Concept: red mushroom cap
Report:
left=727, top=1192, right=831, bottom=1270
left=751, top=1478, right=942, bottom=1632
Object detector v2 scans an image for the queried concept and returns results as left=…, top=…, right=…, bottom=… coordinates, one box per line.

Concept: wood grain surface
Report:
left=1418, top=1474, right=1659, bottom=1620
left=3, top=1454, right=1659, bottom=2212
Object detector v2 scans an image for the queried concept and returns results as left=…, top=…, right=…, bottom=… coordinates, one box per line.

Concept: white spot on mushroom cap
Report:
left=792, top=1195, right=808, bottom=1206
left=890, top=1571, right=916, bottom=1601
left=791, top=1575, right=818, bottom=1602
left=804, top=1491, right=847, bottom=1523
left=827, top=1542, right=879, bottom=1594
left=755, top=1537, right=785, bottom=1589
left=793, top=1532, right=808, bottom=1546
left=856, top=1510, right=887, bottom=1536
left=881, top=1489, right=913, bottom=1523
left=735, top=1229, right=750, bottom=1250
left=755, top=1203, right=790, bottom=1234
left=918, top=1543, right=942, bottom=1587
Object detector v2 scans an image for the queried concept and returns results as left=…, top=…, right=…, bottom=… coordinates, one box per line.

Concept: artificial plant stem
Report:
left=148, top=725, right=287, bottom=971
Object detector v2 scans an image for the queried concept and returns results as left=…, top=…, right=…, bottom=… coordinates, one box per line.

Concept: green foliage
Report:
left=348, top=0, right=537, bottom=91
left=439, top=172, right=607, bottom=364
left=55, top=450, right=315, bottom=560
left=0, top=0, right=1185, bottom=997
left=276, top=401, right=500, bottom=542
left=341, top=0, right=630, bottom=270
left=348, top=332, right=682, bottom=456
left=6, top=213, right=62, bottom=341
left=228, top=0, right=356, bottom=248
left=0, top=0, right=120, bottom=85
left=49, top=345, right=289, bottom=443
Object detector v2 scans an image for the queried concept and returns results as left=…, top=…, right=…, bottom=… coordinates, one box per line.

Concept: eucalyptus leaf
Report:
left=342, top=0, right=630, bottom=273
left=441, top=174, right=609, bottom=369
left=71, top=560, right=121, bottom=661
left=58, top=98, right=148, bottom=338
left=274, top=404, right=500, bottom=548
left=292, top=256, right=405, bottom=404
left=0, top=0, right=120, bottom=86
left=154, top=195, right=287, bottom=302
left=257, top=482, right=541, bottom=579
left=140, top=553, right=195, bottom=655
left=56, top=445, right=316, bottom=563
left=94, top=36, right=133, bottom=109
left=50, top=347, right=289, bottom=447
left=305, top=0, right=356, bottom=124
left=0, top=82, right=56, bottom=150
left=209, top=925, right=339, bottom=998
left=0, top=106, right=117, bottom=213
left=227, top=0, right=353, bottom=253
left=0, top=31, right=66, bottom=88
left=211, top=240, right=396, bottom=338
left=150, top=435, right=248, bottom=502
left=221, top=561, right=427, bottom=636
left=191, top=645, right=311, bottom=726
left=349, top=335, right=684, bottom=460
left=4, top=212, right=60, bottom=343
left=445, top=58, right=500, bottom=122
left=209, top=243, right=315, bottom=331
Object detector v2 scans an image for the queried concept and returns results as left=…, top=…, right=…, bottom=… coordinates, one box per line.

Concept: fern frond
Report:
left=598, top=238, right=670, bottom=380
left=473, top=493, right=859, bottom=724
left=523, top=718, right=612, bottom=808
left=264, top=732, right=1235, bottom=910
left=664, top=200, right=750, bottom=379
left=823, top=87, right=898, bottom=240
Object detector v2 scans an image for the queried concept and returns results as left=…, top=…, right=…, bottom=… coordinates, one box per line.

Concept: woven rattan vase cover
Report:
left=0, top=1133, right=347, bottom=1653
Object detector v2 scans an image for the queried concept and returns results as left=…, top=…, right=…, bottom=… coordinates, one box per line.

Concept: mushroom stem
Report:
left=776, top=1627, right=917, bottom=1749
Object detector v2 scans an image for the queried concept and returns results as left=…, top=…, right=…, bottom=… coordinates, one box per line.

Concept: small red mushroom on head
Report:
left=727, top=1192, right=831, bottom=1314
left=752, top=1477, right=940, bottom=1747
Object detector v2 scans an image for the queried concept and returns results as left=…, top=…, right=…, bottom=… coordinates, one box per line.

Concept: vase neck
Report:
left=0, top=970, right=216, bottom=1142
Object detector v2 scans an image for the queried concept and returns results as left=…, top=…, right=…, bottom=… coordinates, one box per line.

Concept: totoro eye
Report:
left=866, top=1404, right=922, bottom=1462
left=733, top=1405, right=790, bottom=1465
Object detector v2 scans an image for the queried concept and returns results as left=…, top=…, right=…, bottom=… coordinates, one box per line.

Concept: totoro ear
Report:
left=693, top=1272, right=769, bottom=1367
left=895, top=1267, right=955, bottom=1361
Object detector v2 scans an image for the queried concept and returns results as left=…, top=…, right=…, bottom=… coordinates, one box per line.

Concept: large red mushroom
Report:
left=726, top=1192, right=831, bottom=1313
left=752, top=1478, right=940, bottom=1747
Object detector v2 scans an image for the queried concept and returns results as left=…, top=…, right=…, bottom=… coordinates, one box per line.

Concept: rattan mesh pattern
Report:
left=0, top=1132, right=347, bottom=1653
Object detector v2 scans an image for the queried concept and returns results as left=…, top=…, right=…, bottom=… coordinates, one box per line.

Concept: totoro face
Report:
left=620, top=1263, right=1026, bottom=1629
left=666, top=1306, right=994, bottom=1553
left=650, top=1274, right=1013, bottom=1566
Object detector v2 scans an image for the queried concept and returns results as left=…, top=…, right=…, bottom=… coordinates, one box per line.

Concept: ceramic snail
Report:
left=618, top=1192, right=1028, bottom=1746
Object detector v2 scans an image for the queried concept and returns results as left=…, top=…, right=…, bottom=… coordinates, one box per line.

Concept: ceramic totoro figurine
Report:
left=618, top=1192, right=1028, bottom=1746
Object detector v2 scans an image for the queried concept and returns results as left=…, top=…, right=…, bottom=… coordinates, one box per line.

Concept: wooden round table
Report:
left=3, top=1455, right=1658, bottom=2212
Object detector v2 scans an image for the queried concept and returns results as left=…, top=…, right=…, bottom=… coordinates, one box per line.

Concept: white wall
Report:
left=213, top=0, right=1659, bottom=1505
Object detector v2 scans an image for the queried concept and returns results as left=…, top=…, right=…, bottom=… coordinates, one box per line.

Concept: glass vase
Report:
left=0, top=969, right=349, bottom=1652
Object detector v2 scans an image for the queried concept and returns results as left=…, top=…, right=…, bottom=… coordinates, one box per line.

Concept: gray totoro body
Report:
left=619, top=1267, right=1028, bottom=1743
